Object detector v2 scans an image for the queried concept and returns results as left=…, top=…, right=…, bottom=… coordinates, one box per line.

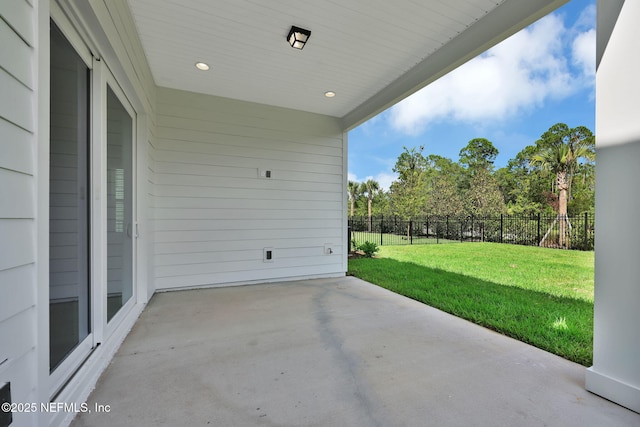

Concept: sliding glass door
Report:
left=106, top=86, right=134, bottom=321
left=49, top=16, right=137, bottom=395
left=49, top=21, right=91, bottom=373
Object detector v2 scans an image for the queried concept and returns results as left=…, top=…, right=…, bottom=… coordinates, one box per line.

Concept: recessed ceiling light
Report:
left=324, top=91, right=336, bottom=98
left=195, top=62, right=210, bottom=71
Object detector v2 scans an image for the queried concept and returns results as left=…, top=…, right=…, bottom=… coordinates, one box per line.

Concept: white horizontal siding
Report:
left=0, top=0, right=35, bottom=46
left=155, top=224, right=343, bottom=243
left=153, top=174, right=343, bottom=194
left=155, top=264, right=344, bottom=289
left=0, top=168, right=34, bottom=218
left=0, top=264, right=35, bottom=324
left=0, top=16, right=33, bottom=88
left=0, top=118, right=33, bottom=174
left=0, top=67, right=33, bottom=132
left=154, top=148, right=343, bottom=175
left=154, top=88, right=345, bottom=289
left=0, top=219, right=35, bottom=273
left=0, top=3, right=38, bottom=427
left=144, top=114, right=157, bottom=299
left=153, top=197, right=342, bottom=211
left=153, top=208, right=342, bottom=221
left=155, top=238, right=340, bottom=259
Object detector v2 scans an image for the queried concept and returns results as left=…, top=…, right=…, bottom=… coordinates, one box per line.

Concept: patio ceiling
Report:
left=126, top=0, right=567, bottom=128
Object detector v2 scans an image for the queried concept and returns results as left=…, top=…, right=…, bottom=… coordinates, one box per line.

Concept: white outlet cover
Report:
left=258, top=168, right=273, bottom=179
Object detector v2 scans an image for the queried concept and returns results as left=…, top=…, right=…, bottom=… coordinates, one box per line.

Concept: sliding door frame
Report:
left=49, top=4, right=138, bottom=398
left=48, top=7, right=94, bottom=397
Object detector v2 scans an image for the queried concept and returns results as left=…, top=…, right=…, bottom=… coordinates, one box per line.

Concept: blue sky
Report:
left=348, top=0, right=596, bottom=191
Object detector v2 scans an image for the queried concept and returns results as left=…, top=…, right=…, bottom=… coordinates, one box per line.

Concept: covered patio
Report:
left=72, top=277, right=639, bottom=426
left=2, top=1, right=639, bottom=426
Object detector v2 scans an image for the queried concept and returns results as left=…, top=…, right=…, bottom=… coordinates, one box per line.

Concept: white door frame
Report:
left=49, top=7, right=138, bottom=396
left=48, top=7, right=94, bottom=397
left=98, top=63, right=138, bottom=341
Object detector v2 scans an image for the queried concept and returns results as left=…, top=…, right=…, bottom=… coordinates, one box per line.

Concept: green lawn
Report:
left=348, top=243, right=594, bottom=366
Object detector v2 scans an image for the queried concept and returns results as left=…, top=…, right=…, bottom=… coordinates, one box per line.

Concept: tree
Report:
left=389, top=146, right=427, bottom=237
left=424, top=154, right=465, bottom=193
left=459, top=138, right=499, bottom=171
left=425, top=174, right=464, bottom=217
left=495, top=146, right=550, bottom=215
left=530, top=123, right=595, bottom=247
left=394, top=146, right=427, bottom=183
left=360, top=179, right=380, bottom=232
left=568, top=162, right=595, bottom=215
left=421, top=155, right=465, bottom=217
left=464, top=168, right=506, bottom=217
left=347, top=180, right=361, bottom=218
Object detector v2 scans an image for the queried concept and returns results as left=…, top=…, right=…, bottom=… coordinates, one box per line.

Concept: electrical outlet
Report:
left=258, top=169, right=273, bottom=179
left=0, top=382, right=12, bottom=427
left=324, top=244, right=334, bottom=255
left=263, top=247, right=274, bottom=263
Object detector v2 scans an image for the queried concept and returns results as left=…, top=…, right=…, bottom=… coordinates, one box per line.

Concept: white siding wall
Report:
left=0, top=1, right=38, bottom=426
left=144, top=114, right=157, bottom=300
left=154, top=88, right=345, bottom=289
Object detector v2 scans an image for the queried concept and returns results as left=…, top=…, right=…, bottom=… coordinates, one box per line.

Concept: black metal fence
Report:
left=349, top=213, right=594, bottom=251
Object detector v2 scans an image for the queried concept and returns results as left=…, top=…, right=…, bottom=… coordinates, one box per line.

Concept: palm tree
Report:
left=530, top=128, right=594, bottom=247
left=360, top=179, right=380, bottom=232
left=347, top=180, right=361, bottom=218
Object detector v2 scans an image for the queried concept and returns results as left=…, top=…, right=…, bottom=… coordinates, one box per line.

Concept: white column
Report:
left=586, top=0, right=640, bottom=413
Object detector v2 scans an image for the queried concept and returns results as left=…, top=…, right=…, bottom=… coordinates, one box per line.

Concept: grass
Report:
left=348, top=243, right=594, bottom=366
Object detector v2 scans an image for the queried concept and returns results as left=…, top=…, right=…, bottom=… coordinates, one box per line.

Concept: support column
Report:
left=586, top=0, right=640, bottom=413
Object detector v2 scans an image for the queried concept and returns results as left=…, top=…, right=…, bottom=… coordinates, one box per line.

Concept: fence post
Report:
left=446, top=216, right=449, bottom=240
left=348, top=223, right=352, bottom=253
left=584, top=212, right=588, bottom=249
left=460, top=221, right=463, bottom=243
left=470, top=215, right=474, bottom=242
left=380, top=215, right=384, bottom=247
left=500, top=214, right=504, bottom=243
left=410, top=219, right=414, bottom=244
left=426, top=217, right=430, bottom=239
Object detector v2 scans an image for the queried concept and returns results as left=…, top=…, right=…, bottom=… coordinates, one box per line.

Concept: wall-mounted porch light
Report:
left=287, top=26, right=311, bottom=49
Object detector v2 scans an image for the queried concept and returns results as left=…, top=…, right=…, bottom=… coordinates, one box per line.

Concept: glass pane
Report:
left=107, top=86, right=133, bottom=321
left=49, top=22, right=90, bottom=372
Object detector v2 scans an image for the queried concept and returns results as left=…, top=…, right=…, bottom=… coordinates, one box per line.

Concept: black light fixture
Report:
left=287, top=26, right=311, bottom=49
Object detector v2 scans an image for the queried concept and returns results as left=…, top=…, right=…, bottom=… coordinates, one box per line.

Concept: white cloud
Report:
left=348, top=171, right=397, bottom=192
left=572, top=28, right=595, bottom=80
left=371, top=172, right=396, bottom=192
left=389, top=12, right=594, bottom=135
left=574, top=4, right=596, bottom=31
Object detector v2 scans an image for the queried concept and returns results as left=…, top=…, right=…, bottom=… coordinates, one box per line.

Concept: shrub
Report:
left=357, top=241, right=379, bottom=258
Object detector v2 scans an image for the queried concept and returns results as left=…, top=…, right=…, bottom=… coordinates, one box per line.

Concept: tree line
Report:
left=348, top=123, right=595, bottom=229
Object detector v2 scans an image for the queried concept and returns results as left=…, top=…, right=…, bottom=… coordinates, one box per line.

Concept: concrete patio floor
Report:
left=72, top=277, right=640, bottom=426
